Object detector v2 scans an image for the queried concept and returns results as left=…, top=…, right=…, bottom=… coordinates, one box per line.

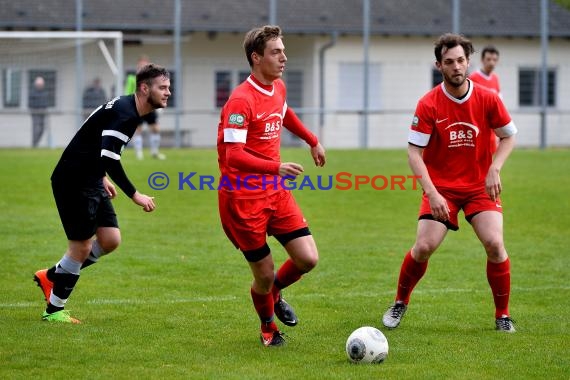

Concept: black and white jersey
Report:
left=51, top=95, right=140, bottom=197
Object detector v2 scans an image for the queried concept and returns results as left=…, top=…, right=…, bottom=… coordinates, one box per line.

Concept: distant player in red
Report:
left=469, top=45, right=502, bottom=154
left=381, top=34, right=518, bottom=332
left=217, top=25, right=326, bottom=347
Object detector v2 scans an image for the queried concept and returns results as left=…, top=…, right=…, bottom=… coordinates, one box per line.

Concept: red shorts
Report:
left=218, top=190, right=308, bottom=251
left=418, top=186, right=502, bottom=230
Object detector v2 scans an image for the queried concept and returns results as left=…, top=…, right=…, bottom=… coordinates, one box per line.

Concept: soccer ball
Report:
left=345, top=326, right=389, bottom=364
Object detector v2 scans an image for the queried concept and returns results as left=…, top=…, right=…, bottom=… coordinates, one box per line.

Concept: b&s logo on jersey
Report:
left=228, top=113, right=245, bottom=126
left=445, top=122, right=479, bottom=148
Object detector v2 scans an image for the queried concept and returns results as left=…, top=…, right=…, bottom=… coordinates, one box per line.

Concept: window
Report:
left=519, top=68, right=556, bottom=107
left=283, top=70, right=304, bottom=146
left=2, top=68, right=21, bottom=108
left=238, top=71, right=250, bottom=85
left=432, top=68, right=443, bottom=88
left=28, top=70, right=56, bottom=108
left=215, top=71, right=232, bottom=108
left=284, top=70, right=303, bottom=108
left=338, top=63, right=381, bottom=111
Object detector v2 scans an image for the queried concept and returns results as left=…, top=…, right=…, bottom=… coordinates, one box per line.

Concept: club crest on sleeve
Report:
left=412, top=115, right=419, bottom=127
left=228, top=113, right=245, bottom=126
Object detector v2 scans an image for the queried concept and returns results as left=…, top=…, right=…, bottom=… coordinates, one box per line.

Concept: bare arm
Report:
left=131, top=191, right=156, bottom=212
left=102, top=176, right=117, bottom=199
left=310, top=142, right=326, bottom=167
left=486, top=134, right=516, bottom=201
left=408, top=144, right=450, bottom=221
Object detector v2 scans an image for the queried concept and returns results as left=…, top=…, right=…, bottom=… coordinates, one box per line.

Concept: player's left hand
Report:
left=485, top=168, right=502, bottom=201
left=103, top=176, right=117, bottom=199
left=132, top=191, right=156, bottom=212
left=311, top=143, right=326, bottom=167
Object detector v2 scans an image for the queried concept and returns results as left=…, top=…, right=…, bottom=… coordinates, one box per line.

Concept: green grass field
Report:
left=0, top=147, right=568, bottom=379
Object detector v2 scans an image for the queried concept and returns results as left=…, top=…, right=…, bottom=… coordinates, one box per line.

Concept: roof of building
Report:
left=1, top=0, right=569, bottom=38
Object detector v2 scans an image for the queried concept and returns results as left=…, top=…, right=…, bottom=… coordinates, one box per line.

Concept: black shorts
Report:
left=52, top=180, right=118, bottom=241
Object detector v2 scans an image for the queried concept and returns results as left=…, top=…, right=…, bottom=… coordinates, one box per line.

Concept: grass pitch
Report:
left=0, top=147, right=568, bottom=379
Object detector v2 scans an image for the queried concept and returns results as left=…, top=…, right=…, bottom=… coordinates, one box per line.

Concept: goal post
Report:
left=0, top=31, right=123, bottom=148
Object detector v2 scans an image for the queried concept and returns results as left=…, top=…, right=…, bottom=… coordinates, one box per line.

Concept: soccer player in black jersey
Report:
left=33, top=64, right=171, bottom=323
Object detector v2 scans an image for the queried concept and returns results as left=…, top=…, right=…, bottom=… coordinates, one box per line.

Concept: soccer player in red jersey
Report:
left=469, top=45, right=501, bottom=95
left=469, top=45, right=502, bottom=154
left=381, top=34, right=517, bottom=332
left=217, top=25, right=326, bottom=347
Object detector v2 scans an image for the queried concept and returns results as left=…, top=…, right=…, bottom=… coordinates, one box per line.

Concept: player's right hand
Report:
left=428, top=192, right=450, bottom=222
left=102, top=176, right=117, bottom=199
left=279, top=162, right=304, bottom=178
left=311, top=143, right=326, bottom=167
left=132, top=191, right=156, bottom=212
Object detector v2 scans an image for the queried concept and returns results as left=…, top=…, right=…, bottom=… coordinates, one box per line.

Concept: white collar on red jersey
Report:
left=440, top=78, right=473, bottom=104
left=476, top=69, right=495, bottom=80
left=247, top=75, right=275, bottom=96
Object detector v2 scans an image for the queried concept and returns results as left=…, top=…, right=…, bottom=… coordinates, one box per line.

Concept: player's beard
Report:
left=444, top=71, right=467, bottom=88
left=147, top=93, right=166, bottom=109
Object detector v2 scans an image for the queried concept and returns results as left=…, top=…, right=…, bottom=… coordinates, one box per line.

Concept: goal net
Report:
left=0, top=31, right=123, bottom=147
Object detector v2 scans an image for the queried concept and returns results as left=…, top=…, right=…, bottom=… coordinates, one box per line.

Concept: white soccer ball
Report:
left=345, top=326, right=389, bottom=364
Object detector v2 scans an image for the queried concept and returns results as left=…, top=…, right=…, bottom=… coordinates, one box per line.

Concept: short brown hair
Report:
left=136, top=63, right=170, bottom=89
left=243, top=25, right=283, bottom=67
left=481, top=45, right=500, bottom=59
left=434, top=33, right=474, bottom=63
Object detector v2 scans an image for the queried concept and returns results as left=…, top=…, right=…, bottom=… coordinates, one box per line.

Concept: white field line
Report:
left=3, top=285, right=568, bottom=308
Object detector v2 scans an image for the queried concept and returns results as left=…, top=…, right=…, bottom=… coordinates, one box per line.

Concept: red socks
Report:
left=487, top=258, right=511, bottom=318
left=394, top=250, right=511, bottom=319
left=250, top=288, right=278, bottom=333
left=252, top=259, right=304, bottom=333
left=271, top=259, right=303, bottom=300
left=395, top=250, right=428, bottom=304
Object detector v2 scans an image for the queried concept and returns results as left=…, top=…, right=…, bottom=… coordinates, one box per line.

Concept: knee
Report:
left=412, top=242, right=436, bottom=261
left=256, top=271, right=276, bottom=293
left=98, top=234, right=121, bottom=253
left=298, top=252, right=318, bottom=273
left=482, top=236, right=505, bottom=261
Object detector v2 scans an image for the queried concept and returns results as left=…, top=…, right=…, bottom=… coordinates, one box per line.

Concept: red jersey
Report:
left=217, top=75, right=288, bottom=198
left=469, top=69, right=501, bottom=95
left=408, top=79, right=517, bottom=190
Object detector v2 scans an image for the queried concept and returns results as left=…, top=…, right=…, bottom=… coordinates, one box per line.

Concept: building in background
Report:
left=0, top=0, right=569, bottom=148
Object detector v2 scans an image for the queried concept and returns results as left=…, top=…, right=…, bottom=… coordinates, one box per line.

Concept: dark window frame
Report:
left=518, top=67, right=556, bottom=107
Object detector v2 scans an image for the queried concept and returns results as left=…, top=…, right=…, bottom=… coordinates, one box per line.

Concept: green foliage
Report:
left=555, top=0, right=570, bottom=10
left=0, top=148, right=569, bottom=379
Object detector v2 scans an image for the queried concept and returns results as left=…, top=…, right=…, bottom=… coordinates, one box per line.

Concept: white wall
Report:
left=1, top=33, right=569, bottom=149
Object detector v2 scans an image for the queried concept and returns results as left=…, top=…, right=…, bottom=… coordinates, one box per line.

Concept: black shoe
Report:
left=274, top=294, right=298, bottom=327
left=495, top=316, right=516, bottom=333
left=260, top=330, right=286, bottom=347
left=382, top=302, right=407, bottom=329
